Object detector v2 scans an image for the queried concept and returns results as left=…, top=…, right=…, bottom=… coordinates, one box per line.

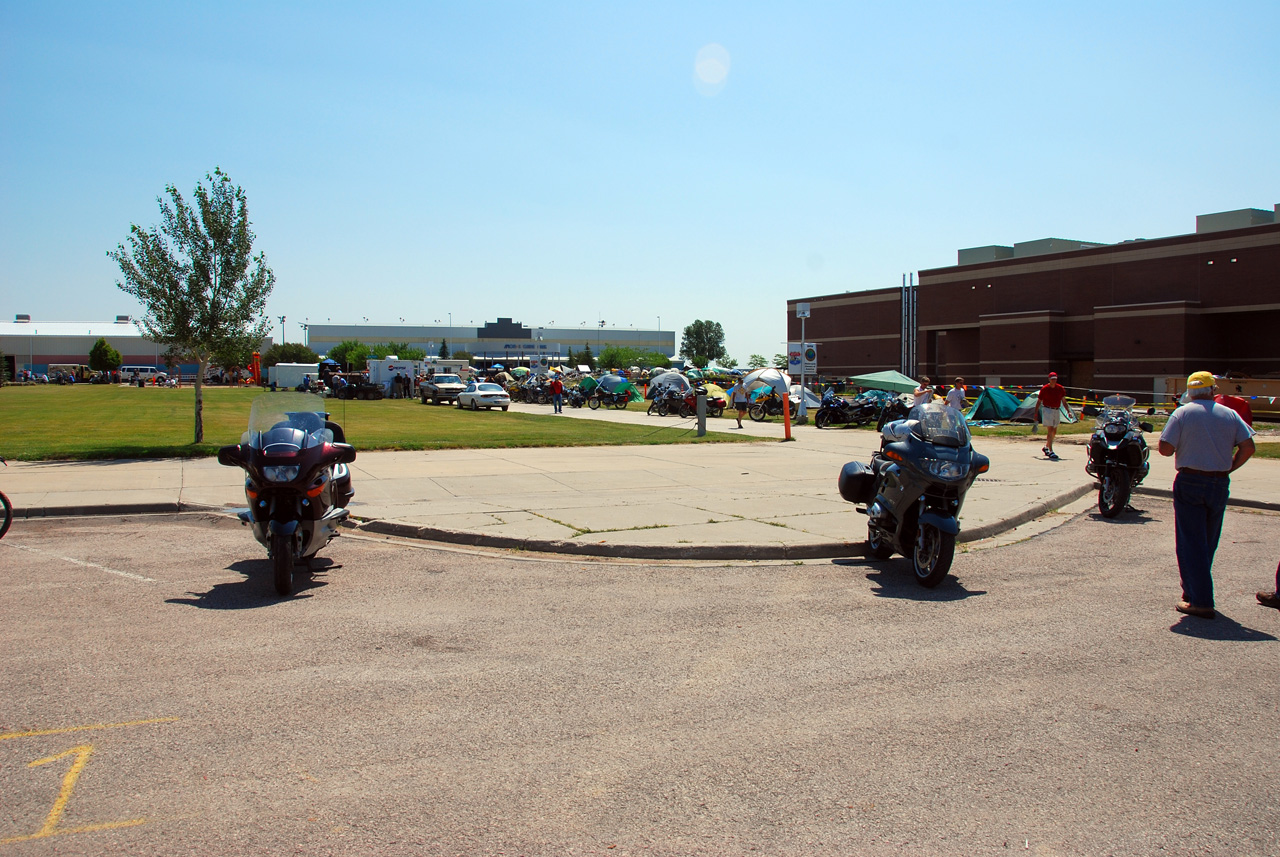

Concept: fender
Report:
left=919, top=510, right=960, bottom=535
left=268, top=519, right=300, bottom=536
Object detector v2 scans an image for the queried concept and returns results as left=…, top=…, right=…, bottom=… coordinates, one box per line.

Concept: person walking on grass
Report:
left=1036, top=371, right=1067, bottom=460
left=1158, top=371, right=1255, bottom=620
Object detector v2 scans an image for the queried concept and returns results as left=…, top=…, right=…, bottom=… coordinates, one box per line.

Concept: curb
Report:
left=958, top=483, right=1095, bottom=543
left=1132, top=486, right=1280, bottom=513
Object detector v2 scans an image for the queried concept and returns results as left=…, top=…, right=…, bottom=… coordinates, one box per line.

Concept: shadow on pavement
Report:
left=831, top=559, right=987, bottom=601
left=165, top=558, right=330, bottom=609
left=1170, top=613, right=1277, bottom=642
left=1085, top=509, right=1158, bottom=525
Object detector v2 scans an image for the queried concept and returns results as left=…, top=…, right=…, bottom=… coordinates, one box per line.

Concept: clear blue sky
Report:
left=3, top=2, right=1277, bottom=362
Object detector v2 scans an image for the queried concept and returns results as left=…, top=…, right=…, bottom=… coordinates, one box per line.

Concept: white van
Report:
left=120, top=365, right=160, bottom=383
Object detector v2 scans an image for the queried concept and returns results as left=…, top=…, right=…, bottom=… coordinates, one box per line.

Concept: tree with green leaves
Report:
left=327, top=340, right=371, bottom=373
left=88, top=338, right=123, bottom=373
left=773, top=353, right=788, bottom=369
left=261, top=342, right=320, bottom=367
left=369, top=342, right=426, bottom=360
left=108, top=168, right=274, bottom=442
left=747, top=354, right=768, bottom=370
left=438, top=339, right=450, bottom=359
left=679, top=320, right=727, bottom=369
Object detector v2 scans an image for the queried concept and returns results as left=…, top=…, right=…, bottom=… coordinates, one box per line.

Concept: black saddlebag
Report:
left=838, top=461, right=877, bottom=504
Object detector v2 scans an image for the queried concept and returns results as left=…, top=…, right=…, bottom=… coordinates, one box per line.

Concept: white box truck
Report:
left=268, top=362, right=320, bottom=390
left=366, top=357, right=424, bottom=397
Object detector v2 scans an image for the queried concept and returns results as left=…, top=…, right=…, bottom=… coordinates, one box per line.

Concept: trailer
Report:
left=268, top=362, right=320, bottom=390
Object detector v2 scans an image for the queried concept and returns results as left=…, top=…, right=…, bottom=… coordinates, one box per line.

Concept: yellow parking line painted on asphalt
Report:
left=0, top=716, right=180, bottom=742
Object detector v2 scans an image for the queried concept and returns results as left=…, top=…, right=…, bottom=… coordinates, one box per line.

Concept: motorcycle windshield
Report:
left=910, top=403, right=970, bottom=447
left=244, top=392, right=333, bottom=451
left=1097, top=394, right=1137, bottom=427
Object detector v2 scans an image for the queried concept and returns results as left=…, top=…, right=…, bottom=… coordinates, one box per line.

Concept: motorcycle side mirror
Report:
left=330, top=442, right=357, bottom=464
left=1140, top=422, right=1154, bottom=433
left=216, top=444, right=246, bottom=467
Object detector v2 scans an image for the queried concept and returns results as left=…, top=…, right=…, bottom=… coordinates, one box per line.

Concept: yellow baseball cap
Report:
left=1186, top=371, right=1215, bottom=390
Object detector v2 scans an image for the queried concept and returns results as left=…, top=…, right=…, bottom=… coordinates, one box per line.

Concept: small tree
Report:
left=370, top=341, right=426, bottom=360
left=327, top=340, right=371, bottom=373
left=452, top=349, right=473, bottom=364
left=88, top=338, right=123, bottom=373
left=773, top=353, right=788, bottom=369
left=747, top=354, right=768, bottom=370
left=579, top=344, right=596, bottom=371
left=262, top=342, right=320, bottom=367
left=438, top=339, right=450, bottom=359
left=680, top=320, right=728, bottom=368
left=109, top=168, right=274, bottom=442
left=0, top=349, right=9, bottom=384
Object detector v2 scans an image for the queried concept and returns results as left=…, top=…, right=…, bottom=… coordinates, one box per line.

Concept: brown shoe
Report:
left=1257, top=591, right=1280, bottom=610
left=1176, top=600, right=1216, bottom=620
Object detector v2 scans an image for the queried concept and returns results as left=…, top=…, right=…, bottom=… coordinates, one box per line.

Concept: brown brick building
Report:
left=788, top=207, right=1280, bottom=400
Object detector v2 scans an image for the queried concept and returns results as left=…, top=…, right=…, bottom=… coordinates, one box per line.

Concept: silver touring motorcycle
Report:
left=218, top=392, right=356, bottom=596
left=839, top=403, right=990, bottom=587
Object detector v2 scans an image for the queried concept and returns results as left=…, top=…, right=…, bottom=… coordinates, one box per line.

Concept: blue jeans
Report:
left=552, top=393, right=563, bottom=413
left=1172, top=471, right=1230, bottom=608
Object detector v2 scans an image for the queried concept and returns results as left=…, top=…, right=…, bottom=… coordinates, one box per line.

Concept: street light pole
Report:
left=278, top=315, right=286, bottom=345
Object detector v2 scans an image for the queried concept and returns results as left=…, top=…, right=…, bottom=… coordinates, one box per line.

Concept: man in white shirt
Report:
left=945, top=377, right=967, bottom=412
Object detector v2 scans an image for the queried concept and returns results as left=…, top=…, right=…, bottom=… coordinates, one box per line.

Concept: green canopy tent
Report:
left=964, top=386, right=1022, bottom=422
left=845, top=370, right=919, bottom=394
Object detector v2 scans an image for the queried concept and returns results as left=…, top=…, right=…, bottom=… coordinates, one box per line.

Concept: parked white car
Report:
left=456, top=382, right=511, bottom=411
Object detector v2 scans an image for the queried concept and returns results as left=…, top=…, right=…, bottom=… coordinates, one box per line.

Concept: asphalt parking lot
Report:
left=2, top=503, right=1278, bottom=856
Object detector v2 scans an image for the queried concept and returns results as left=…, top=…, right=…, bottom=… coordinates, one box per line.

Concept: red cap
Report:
left=1048, top=372, right=1058, bottom=378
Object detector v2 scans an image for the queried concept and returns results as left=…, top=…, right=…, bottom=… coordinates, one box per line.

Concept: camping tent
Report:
left=845, top=370, right=919, bottom=394
left=789, top=384, right=822, bottom=408
left=742, top=367, right=792, bottom=397
left=1012, top=392, right=1078, bottom=424
left=964, top=387, right=1022, bottom=422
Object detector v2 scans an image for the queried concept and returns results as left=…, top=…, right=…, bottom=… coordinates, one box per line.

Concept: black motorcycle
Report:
left=839, top=403, right=990, bottom=587
left=1084, top=394, right=1153, bottom=518
left=566, top=386, right=587, bottom=408
left=218, top=392, right=356, bottom=596
left=875, top=396, right=911, bottom=431
left=815, top=390, right=882, bottom=429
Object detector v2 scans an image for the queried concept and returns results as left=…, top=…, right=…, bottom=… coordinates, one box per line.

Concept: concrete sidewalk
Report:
left=6, top=405, right=1277, bottom=559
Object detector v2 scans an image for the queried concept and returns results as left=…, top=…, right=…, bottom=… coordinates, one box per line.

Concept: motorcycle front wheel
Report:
left=912, top=523, right=954, bottom=588
left=588, top=397, right=601, bottom=410
left=271, top=531, right=294, bottom=596
left=1099, top=468, right=1130, bottom=518
left=748, top=403, right=767, bottom=422
left=815, top=409, right=832, bottom=429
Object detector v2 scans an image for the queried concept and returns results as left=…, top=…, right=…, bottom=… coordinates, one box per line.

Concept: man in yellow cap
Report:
left=1158, top=371, right=1255, bottom=619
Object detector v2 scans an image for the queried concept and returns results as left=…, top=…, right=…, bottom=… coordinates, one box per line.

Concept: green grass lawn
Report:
left=0, top=385, right=757, bottom=460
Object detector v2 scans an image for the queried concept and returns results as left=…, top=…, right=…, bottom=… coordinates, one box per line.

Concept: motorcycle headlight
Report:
left=263, top=465, right=300, bottom=483
left=922, top=459, right=969, bottom=480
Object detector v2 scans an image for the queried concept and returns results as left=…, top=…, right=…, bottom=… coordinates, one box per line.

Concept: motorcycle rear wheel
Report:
left=912, top=524, right=954, bottom=588
left=1099, top=468, right=1130, bottom=518
left=708, top=404, right=724, bottom=418
left=613, top=398, right=628, bottom=409
left=271, top=531, right=294, bottom=596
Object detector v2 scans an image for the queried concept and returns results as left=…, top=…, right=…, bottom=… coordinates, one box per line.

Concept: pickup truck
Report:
left=419, top=373, right=467, bottom=405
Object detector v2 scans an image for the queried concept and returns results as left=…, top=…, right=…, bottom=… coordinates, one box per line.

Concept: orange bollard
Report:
left=782, top=395, right=793, bottom=441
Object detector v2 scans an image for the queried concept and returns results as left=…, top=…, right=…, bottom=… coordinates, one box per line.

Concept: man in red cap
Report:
left=1036, top=371, right=1067, bottom=459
